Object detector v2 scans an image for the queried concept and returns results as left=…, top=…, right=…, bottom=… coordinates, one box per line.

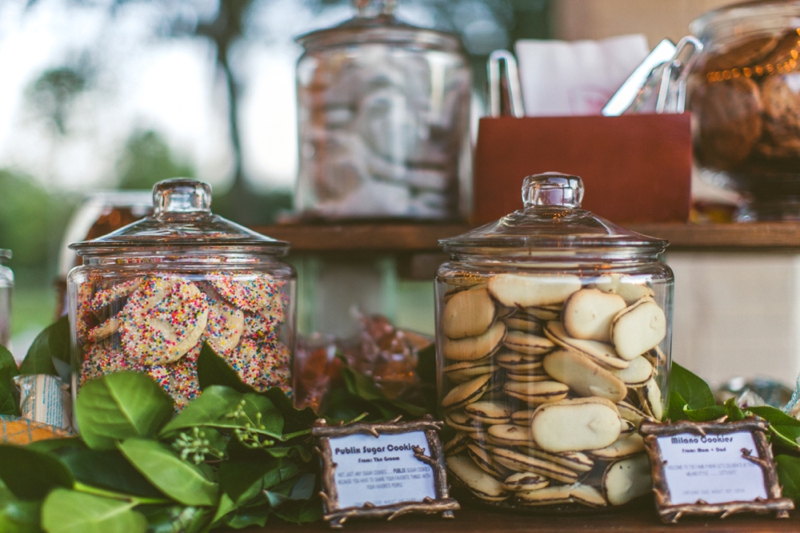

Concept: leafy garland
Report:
left=0, top=317, right=435, bottom=532
left=2, top=317, right=800, bottom=531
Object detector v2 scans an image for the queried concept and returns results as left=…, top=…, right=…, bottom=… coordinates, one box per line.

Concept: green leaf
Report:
left=777, top=454, right=800, bottom=501
left=724, top=397, right=747, bottom=422
left=684, top=404, right=727, bottom=422
left=667, top=391, right=689, bottom=422
left=668, top=362, right=716, bottom=410
left=27, top=438, right=86, bottom=455
left=223, top=506, right=270, bottom=529
left=159, top=387, right=283, bottom=439
left=0, top=479, right=42, bottom=533
left=0, top=445, right=74, bottom=500
left=196, top=343, right=256, bottom=393
left=0, top=345, right=19, bottom=416
left=211, top=493, right=238, bottom=526
left=273, top=496, right=323, bottom=524
left=749, top=406, right=800, bottom=451
left=218, top=459, right=276, bottom=505
left=75, top=372, right=173, bottom=450
left=55, top=449, right=162, bottom=499
left=159, top=386, right=243, bottom=437
left=138, top=505, right=211, bottom=533
left=41, top=488, right=147, bottom=533
left=19, top=317, right=70, bottom=380
left=117, top=438, right=219, bottom=507
left=261, top=388, right=317, bottom=435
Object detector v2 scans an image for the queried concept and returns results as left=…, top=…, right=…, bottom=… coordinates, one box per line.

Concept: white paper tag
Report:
left=330, top=431, right=437, bottom=509
left=657, top=431, right=767, bottom=505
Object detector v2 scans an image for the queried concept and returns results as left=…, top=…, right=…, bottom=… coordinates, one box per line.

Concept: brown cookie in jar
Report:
left=757, top=72, right=800, bottom=159
left=760, top=31, right=800, bottom=68
left=703, top=35, right=778, bottom=72
left=691, top=75, right=763, bottom=171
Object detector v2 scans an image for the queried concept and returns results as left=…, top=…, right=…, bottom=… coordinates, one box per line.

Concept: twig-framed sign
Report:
left=640, top=417, right=794, bottom=523
left=312, top=415, right=460, bottom=528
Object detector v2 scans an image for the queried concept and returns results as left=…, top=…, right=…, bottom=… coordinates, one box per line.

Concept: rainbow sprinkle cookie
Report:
left=80, top=342, right=138, bottom=385
left=88, top=277, right=143, bottom=315
left=120, top=279, right=210, bottom=365
left=225, top=338, right=291, bottom=393
left=209, top=272, right=280, bottom=313
left=203, top=297, right=244, bottom=356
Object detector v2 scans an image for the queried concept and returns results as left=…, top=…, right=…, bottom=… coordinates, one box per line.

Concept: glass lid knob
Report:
left=153, top=178, right=212, bottom=216
left=522, top=172, right=584, bottom=209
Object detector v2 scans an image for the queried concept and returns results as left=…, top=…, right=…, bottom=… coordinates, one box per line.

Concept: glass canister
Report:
left=0, top=250, right=12, bottom=348
left=294, top=0, right=472, bottom=221
left=67, top=179, right=295, bottom=411
left=436, top=173, right=672, bottom=511
left=689, top=1, right=800, bottom=220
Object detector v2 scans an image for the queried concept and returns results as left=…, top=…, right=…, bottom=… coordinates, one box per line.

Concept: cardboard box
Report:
left=473, top=114, right=692, bottom=224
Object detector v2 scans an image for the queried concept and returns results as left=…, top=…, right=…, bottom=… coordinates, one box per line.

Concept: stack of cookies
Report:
left=438, top=271, right=667, bottom=508
left=76, top=271, right=291, bottom=410
left=691, top=30, right=800, bottom=174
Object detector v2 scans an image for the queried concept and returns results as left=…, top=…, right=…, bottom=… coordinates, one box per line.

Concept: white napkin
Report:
left=515, top=35, right=650, bottom=116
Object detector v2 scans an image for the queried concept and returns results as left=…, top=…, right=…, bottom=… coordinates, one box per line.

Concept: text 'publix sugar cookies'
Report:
left=68, top=179, right=296, bottom=411
left=435, top=173, right=673, bottom=511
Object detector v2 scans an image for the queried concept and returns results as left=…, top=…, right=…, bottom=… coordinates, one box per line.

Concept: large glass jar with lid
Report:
left=435, top=173, right=672, bottom=511
left=67, top=178, right=295, bottom=411
left=689, top=1, right=800, bottom=220
left=294, top=0, right=472, bottom=220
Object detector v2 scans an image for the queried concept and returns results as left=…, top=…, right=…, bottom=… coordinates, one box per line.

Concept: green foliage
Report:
left=0, top=345, right=20, bottom=416
left=777, top=455, right=800, bottom=501
left=320, top=355, right=428, bottom=423
left=116, top=131, right=194, bottom=191
left=41, top=489, right=147, bottom=533
left=75, top=372, right=174, bottom=450
left=0, top=479, right=42, bottom=533
left=0, top=446, right=74, bottom=500
left=19, top=316, right=70, bottom=381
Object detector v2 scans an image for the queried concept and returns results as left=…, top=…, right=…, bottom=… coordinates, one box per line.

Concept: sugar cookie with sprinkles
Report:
left=209, top=272, right=280, bottom=312
left=242, top=310, right=280, bottom=343
left=203, top=297, right=245, bottom=356
left=80, top=342, right=138, bottom=385
left=86, top=317, right=120, bottom=343
left=75, top=282, right=95, bottom=344
left=120, top=279, right=210, bottom=365
left=88, top=277, right=143, bottom=315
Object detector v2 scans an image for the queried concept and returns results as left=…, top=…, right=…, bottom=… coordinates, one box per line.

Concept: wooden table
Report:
left=245, top=505, right=800, bottom=532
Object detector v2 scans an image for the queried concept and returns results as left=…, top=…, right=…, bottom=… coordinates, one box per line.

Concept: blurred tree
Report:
left=26, top=66, right=88, bottom=136
left=117, top=130, right=195, bottom=190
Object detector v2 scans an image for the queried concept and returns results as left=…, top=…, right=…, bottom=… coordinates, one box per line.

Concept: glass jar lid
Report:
left=440, top=173, right=668, bottom=257
left=70, top=178, right=290, bottom=257
left=295, top=0, right=463, bottom=53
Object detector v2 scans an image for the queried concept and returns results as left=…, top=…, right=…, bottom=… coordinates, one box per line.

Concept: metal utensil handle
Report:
left=655, top=36, right=703, bottom=114
left=488, top=50, right=525, bottom=118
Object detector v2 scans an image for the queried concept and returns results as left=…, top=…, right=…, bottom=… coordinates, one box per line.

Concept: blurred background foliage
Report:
left=0, top=0, right=551, bottom=354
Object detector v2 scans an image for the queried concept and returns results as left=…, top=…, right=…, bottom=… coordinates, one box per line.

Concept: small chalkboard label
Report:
left=312, top=416, right=459, bottom=528
left=640, top=417, right=794, bottom=523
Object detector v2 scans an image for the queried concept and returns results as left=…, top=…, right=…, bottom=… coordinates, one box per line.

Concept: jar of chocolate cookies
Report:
left=690, top=1, right=800, bottom=220
left=436, top=173, right=671, bottom=511
left=67, top=178, right=295, bottom=411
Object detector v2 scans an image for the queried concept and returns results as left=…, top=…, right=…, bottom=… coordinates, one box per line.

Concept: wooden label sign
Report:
left=640, top=417, right=794, bottom=523
left=312, top=416, right=459, bottom=528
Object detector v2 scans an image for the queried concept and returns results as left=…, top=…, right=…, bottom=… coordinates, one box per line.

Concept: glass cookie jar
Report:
left=436, top=173, right=672, bottom=511
left=67, top=179, right=295, bottom=411
left=294, top=0, right=472, bottom=220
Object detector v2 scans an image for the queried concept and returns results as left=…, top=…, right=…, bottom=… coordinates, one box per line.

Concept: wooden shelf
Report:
left=254, top=222, right=800, bottom=254
left=237, top=505, right=800, bottom=532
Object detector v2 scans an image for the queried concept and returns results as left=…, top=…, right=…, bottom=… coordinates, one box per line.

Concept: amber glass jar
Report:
left=689, top=1, right=800, bottom=220
left=435, top=173, right=672, bottom=510
left=67, top=179, right=295, bottom=410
